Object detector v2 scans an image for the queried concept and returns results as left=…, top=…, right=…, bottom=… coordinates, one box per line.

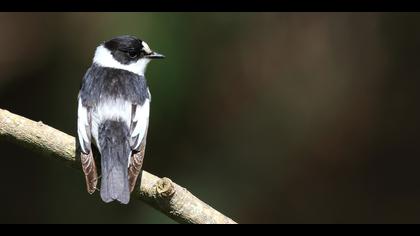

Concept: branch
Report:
left=0, top=108, right=236, bottom=224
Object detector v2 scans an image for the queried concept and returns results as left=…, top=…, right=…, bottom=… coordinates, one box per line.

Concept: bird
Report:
left=77, top=35, right=164, bottom=204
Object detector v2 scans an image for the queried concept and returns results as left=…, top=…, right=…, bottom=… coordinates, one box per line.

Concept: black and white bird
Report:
left=77, top=35, right=164, bottom=204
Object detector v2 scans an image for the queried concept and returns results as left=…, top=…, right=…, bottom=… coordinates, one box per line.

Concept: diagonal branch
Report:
left=0, top=108, right=236, bottom=224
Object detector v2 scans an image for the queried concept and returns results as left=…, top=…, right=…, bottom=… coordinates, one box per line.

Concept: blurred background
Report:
left=0, top=12, right=419, bottom=223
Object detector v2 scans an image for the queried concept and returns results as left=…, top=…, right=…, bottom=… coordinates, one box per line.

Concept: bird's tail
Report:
left=98, top=120, right=131, bottom=204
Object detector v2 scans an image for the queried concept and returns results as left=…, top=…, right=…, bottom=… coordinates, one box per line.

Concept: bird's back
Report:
left=79, top=64, right=150, bottom=204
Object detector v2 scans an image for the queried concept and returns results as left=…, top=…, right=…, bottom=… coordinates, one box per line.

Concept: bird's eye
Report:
left=127, top=50, right=138, bottom=58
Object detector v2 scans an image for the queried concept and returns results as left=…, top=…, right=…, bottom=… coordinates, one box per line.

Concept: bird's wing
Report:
left=77, top=97, right=92, bottom=154
left=77, top=96, right=98, bottom=194
left=128, top=128, right=148, bottom=192
left=129, top=99, right=150, bottom=151
left=128, top=98, right=150, bottom=192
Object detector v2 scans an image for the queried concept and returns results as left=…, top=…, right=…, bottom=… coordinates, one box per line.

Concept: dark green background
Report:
left=0, top=12, right=420, bottom=223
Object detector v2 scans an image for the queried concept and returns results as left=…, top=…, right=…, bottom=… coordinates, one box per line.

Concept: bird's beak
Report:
left=146, top=51, right=165, bottom=59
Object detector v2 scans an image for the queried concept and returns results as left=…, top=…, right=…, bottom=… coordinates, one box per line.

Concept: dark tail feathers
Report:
left=99, top=120, right=131, bottom=204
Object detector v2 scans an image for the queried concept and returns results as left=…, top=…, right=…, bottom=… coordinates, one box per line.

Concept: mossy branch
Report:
left=0, top=108, right=236, bottom=224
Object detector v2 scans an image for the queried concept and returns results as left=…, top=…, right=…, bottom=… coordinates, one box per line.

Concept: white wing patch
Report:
left=77, top=97, right=91, bottom=154
left=147, top=88, right=151, bottom=102
left=131, top=99, right=150, bottom=151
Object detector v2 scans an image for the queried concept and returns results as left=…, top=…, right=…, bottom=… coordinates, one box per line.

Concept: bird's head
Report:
left=93, top=35, right=164, bottom=76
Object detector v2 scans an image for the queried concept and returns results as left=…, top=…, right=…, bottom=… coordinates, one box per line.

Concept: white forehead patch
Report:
left=142, top=41, right=152, bottom=54
left=93, top=45, right=151, bottom=76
